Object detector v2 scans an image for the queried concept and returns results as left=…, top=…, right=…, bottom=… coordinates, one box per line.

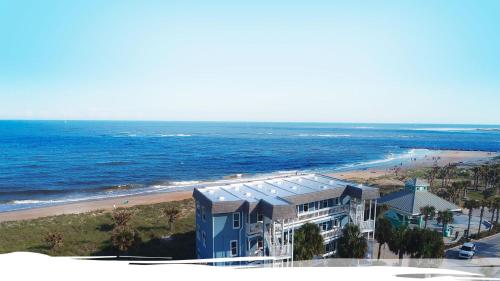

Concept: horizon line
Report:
left=0, top=119, right=499, bottom=126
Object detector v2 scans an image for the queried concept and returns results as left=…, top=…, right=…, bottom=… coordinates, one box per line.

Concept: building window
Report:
left=233, top=212, right=240, bottom=229
left=334, top=218, right=339, bottom=227
left=321, top=222, right=328, bottom=231
left=201, top=206, right=206, bottom=222
left=257, top=212, right=263, bottom=222
left=230, top=240, right=238, bottom=257
left=257, top=238, right=263, bottom=250
left=327, top=199, right=334, bottom=207
left=309, top=202, right=315, bottom=211
left=196, top=201, right=200, bottom=216
left=202, top=231, right=206, bottom=247
left=303, top=203, right=309, bottom=212
left=322, top=200, right=328, bottom=209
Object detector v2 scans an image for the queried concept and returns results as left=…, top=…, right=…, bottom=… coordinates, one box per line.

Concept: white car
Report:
left=458, top=242, right=476, bottom=259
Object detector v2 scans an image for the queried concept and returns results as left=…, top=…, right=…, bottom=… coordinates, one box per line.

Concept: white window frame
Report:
left=321, top=222, right=328, bottom=231
left=233, top=212, right=241, bottom=229
left=230, top=240, right=238, bottom=257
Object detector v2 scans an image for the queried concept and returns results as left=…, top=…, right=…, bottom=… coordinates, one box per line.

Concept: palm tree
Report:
left=427, top=166, right=439, bottom=192
left=388, top=225, right=407, bottom=260
left=480, top=165, right=489, bottom=190
left=472, top=167, right=480, bottom=191
left=464, top=200, right=479, bottom=238
left=44, top=231, right=64, bottom=250
left=420, top=205, right=436, bottom=229
left=162, top=206, right=180, bottom=231
left=337, top=224, right=367, bottom=258
left=436, top=210, right=454, bottom=236
left=374, top=217, right=393, bottom=259
left=376, top=204, right=390, bottom=218
left=112, top=209, right=133, bottom=227
left=477, top=199, right=488, bottom=237
left=111, top=226, right=139, bottom=256
left=293, top=223, right=324, bottom=260
left=487, top=199, right=497, bottom=233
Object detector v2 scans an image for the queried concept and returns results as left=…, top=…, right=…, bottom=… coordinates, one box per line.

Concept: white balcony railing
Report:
left=321, top=227, right=343, bottom=240
left=246, top=221, right=263, bottom=235
left=296, top=205, right=349, bottom=221
left=358, top=220, right=375, bottom=232
left=269, top=243, right=292, bottom=257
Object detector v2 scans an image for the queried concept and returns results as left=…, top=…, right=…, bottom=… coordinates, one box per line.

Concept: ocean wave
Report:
left=334, top=148, right=432, bottom=170
left=113, top=132, right=138, bottom=137
left=297, top=133, right=351, bottom=138
left=159, top=134, right=192, bottom=137
left=170, top=180, right=201, bottom=185
left=96, top=161, right=134, bottom=166
left=412, top=127, right=500, bottom=132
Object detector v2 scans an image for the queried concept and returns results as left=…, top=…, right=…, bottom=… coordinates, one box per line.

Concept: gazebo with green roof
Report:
left=379, top=178, right=462, bottom=228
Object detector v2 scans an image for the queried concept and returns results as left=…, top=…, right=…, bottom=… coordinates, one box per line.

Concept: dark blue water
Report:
left=0, top=121, right=499, bottom=212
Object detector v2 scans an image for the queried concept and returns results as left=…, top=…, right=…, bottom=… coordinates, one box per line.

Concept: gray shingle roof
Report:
left=379, top=189, right=461, bottom=215
left=405, top=178, right=430, bottom=187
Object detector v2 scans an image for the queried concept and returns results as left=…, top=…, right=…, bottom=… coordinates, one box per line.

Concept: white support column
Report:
left=368, top=199, right=373, bottom=240
left=369, top=199, right=372, bottom=221
left=373, top=199, right=377, bottom=239
left=292, top=219, right=295, bottom=267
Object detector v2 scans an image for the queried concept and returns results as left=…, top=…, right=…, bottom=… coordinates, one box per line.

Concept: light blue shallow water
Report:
left=0, top=121, right=499, bottom=212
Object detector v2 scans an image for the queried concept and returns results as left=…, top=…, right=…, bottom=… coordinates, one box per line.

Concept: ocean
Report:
left=0, top=121, right=499, bottom=212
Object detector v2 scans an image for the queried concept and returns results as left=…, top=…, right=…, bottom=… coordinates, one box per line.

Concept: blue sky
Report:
left=1, top=1, right=499, bottom=123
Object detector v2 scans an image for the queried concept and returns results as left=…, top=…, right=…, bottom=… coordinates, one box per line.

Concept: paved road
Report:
left=446, top=233, right=500, bottom=259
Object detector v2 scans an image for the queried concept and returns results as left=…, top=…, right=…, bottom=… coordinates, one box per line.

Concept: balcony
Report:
left=321, top=227, right=343, bottom=240
left=269, top=244, right=292, bottom=257
left=246, top=221, right=263, bottom=235
left=296, top=205, right=349, bottom=222
left=358, top=220, right=375, bottom=232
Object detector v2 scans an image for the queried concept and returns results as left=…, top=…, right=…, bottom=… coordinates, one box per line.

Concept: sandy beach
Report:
left=328, top=150, right=498, bottom=184
left=0, top=191, right=193, bottom=223
left=0, top=149, right=497, bottom=223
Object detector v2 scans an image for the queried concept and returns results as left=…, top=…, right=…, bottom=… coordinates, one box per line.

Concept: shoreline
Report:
left=0, top=149, right=497, bottom=223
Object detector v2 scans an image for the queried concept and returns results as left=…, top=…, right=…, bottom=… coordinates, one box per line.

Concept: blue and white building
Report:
left=192, top=173, right=380, bottom=264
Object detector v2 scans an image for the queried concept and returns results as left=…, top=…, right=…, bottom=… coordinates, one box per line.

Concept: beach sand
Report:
left=0, top=150, right=497, bottom=223
left=0, top=191, right=193, bottom=223
left=327, top=150, right=497, bottom=184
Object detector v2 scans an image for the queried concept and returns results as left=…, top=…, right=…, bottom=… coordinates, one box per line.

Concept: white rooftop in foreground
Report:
left=197, top=173, right=374, bottom=204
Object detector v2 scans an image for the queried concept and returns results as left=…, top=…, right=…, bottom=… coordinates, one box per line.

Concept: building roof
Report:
left=192, top=173, right=380, bottom=219
left=405, top=178, right=430, bottom=187
left=378, top=188, right=461, bottom=216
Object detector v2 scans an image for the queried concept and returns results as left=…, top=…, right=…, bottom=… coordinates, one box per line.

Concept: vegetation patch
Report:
left=0, top=199, right=195, bottom=259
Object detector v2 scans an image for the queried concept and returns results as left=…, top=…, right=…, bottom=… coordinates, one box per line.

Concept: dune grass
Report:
left=0, top=199, right=196, bottom=259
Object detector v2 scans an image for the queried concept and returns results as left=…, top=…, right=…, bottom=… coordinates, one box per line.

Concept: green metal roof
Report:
left=379, top=189, right=461, bottom=216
